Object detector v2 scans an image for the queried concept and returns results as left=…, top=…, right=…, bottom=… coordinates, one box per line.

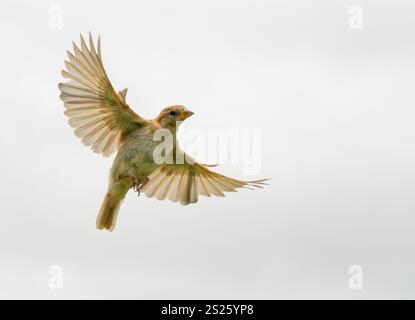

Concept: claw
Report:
left=129, top=176, right=149, bottom=197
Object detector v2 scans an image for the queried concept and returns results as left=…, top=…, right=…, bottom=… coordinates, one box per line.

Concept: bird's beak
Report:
left=178, top=110, right=194, bottom=120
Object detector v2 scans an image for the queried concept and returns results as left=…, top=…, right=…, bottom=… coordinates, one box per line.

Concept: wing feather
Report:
left=59, top=33, right=147, bottom=156
left=154, top=169, right=176, bottom=200
left=142, top=155, right=269, bottom=205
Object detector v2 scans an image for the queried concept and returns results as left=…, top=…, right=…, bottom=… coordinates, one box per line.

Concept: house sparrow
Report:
left=59, top=33, right=268, bottom=231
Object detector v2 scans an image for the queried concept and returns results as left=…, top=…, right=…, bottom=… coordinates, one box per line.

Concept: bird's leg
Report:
left=130, top=176, right=139, bottom=192
left=129, top=176, right=149, bottom=197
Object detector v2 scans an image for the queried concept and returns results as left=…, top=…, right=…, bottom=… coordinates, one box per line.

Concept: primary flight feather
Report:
left=59, top=33, right=268, bottom=231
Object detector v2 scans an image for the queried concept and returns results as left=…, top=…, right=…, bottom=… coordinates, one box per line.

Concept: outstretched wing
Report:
left=141, top=157, right=268, bottom=205
left=59, top=33, right=147, bottom=156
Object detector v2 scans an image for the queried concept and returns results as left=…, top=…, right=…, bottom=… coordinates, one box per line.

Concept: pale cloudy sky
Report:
left=0, top=0, right=415, bottom=299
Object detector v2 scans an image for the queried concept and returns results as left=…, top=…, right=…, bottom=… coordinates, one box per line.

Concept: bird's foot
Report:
left=130, top=176, right=149, bottom=197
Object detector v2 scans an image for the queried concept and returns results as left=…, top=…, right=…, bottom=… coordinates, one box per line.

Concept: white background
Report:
left=0, top=0, right=414, bottom=299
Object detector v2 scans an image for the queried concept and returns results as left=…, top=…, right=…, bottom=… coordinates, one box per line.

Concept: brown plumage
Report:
left=59, top=33, right=269, bottom=231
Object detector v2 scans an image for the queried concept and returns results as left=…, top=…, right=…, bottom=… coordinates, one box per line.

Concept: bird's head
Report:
left=156, top=105, right=194, bottom=129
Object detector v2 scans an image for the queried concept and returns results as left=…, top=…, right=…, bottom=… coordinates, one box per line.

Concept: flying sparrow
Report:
left=59, top=33, right=268, bottom=231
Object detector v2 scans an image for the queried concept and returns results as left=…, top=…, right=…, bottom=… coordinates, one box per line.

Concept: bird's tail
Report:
left=96, top=180, right=130, bottom=231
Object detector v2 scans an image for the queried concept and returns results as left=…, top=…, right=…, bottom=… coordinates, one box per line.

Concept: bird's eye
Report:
left=169, top=111, right=177, bottom=116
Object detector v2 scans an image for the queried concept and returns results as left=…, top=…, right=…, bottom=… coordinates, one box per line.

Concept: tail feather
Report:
left=96, top=177, right=132, bottom=231
left=96, top=193, right=123, bottom=231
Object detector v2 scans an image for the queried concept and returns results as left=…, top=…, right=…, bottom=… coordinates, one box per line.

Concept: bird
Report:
left=58, top=33, right=269, bottom=231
